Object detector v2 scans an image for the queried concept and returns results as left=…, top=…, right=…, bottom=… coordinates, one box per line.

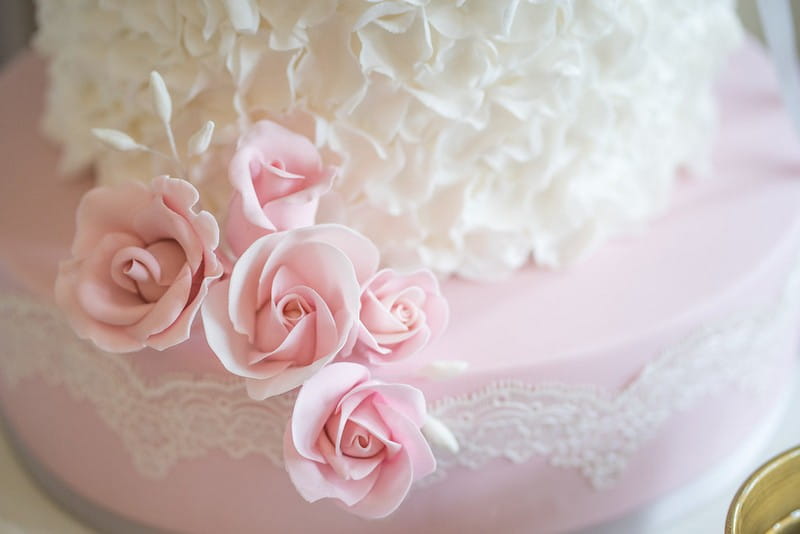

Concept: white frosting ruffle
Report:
left=34, top=0, right=741, bottom=279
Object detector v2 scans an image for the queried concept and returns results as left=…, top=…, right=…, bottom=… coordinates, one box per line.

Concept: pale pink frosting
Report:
left=201, top=225, right=379, bottom=400
left=225, top=121, right=336, bottom=257
left=350, top=269, right=449, bottom=364
left=54, top=176, right=223, bottom=352
left=284, top=362, right=436, bottom=519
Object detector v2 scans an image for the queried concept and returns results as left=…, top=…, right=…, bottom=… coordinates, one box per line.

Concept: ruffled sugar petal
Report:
left=70, top=181, right=152, bottom=258
left=357, top=3, right=432, bottom=81
left=283, top=425, right=380, bottom=507
left=293, top=15, right=367, bottom=112
left=291, top=363, right=370, bottom=463
left=224, top=0, right=259, bottom=34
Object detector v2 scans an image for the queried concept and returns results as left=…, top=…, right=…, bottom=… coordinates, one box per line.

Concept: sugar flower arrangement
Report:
left=54, top=73, right=456, bottom=519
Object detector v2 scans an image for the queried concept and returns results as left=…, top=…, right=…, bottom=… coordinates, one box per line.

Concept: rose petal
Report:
left=286, top=224, right=379, bottom=284
left=365, top=383, right=428, bottom=427
left=225, top=193, right=276, bottom=257
left=261, top=196, right=319, bottom=231
left=283, top=424, right=379, bottom=506
left=252, top=310, right=315, bottom=364
left=375, top=402, right=436, bottom=477
left=149, top=251, right=223, bottom=351
left=318, top=428, right=385, bottom=481
left=347, top=450, right=413, bottom=519
left=202, top=281, right=273, bottom=378
left=127, top=265, right=192, bottom=341
left=291, top=363, right=370, bottom=462
left=227, top=234, right=281, bottom=340
left=361, top=290, right=407, bottom=334
left=245, top=348, right=337, bottom=400
left=76, top=233, right=152, bottom=326
left=252, top=304, right=291, bottom=355
left=56, top=259, right=147, bottom=352
left=346, top=401, right=401, bottom=457
left=71, top=181, right=151, bottom=258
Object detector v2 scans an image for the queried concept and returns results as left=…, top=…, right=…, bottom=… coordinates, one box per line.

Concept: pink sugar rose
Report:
left=201, top=225, right=379, bottom=400
left=54, top=176, right=223, bottom=353
left=225, top=120, right=336, bottom=256
left=350, top=269, right=449, bottom=364
left=284, top=362, right=436, bottom=519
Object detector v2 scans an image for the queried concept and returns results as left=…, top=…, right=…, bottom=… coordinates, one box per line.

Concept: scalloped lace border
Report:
left=1, top=257, right=797, bottom=489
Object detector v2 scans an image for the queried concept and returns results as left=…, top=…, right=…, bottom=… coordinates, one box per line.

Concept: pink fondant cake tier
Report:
left=1, top=39, right=800, bottom=533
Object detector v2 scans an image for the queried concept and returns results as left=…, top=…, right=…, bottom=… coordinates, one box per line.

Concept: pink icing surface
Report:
left=1, top=38, right=800, bottom=533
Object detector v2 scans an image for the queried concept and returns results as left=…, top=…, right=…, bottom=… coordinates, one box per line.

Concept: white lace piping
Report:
left=0, top=255, right=797, bottom=488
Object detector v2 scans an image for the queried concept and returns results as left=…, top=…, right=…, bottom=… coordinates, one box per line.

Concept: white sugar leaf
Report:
left=419, top=360, right=470, bottom=380
left=91, top=128, right=143, bottom=152
left=150, top=71, right=172, bottom=124
left=422, top=415, right=460, bottom=454
left=187, top=120, right=215, bottom=156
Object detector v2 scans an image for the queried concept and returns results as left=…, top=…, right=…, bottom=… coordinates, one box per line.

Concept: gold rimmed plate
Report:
left=726, top=446, right=800, bottom=534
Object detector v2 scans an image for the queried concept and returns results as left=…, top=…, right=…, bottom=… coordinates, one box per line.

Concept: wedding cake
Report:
left=1, top=1, right=799, bottom=533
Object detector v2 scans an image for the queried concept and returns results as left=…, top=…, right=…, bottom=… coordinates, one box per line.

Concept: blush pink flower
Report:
left=201, top=225, right=379, bottom=400
left=284, top=362, right=436, bottom=519
left=54, top=176, right=223, bottom=352
left=350, top=269, right=449, bottom=364
left=225, top=120, right=336, bottom=256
